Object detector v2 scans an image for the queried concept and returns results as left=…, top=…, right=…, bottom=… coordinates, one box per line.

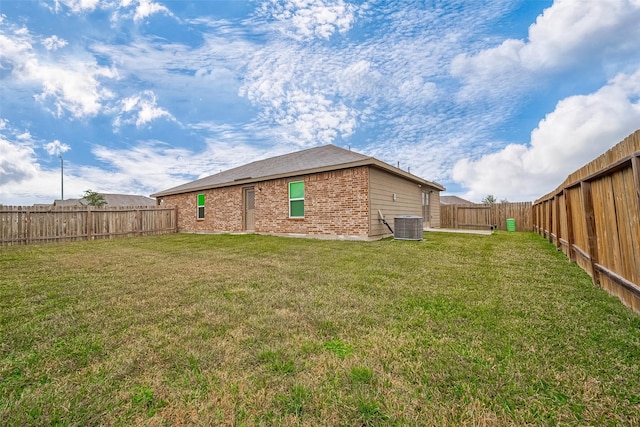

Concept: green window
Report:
left=289, top=181, right=304, bottom=218
left=197, top=193, right=205, bottom=219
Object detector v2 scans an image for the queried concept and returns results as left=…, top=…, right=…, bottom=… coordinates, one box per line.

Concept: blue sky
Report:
left=1, top=0, right=639, bottom=205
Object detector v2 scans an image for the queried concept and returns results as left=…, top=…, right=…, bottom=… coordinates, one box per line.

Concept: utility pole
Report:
left=60, top=155, right=64, bottom=200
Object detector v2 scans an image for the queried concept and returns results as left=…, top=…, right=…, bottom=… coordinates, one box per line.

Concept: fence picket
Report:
left=0, top=205, right=177, bottom=246
left=533, top=129, right=640, bottom=313
left=440, top=202, right=532, bottom=231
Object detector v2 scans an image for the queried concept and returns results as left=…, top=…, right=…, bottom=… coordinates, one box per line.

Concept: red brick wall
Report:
left=160, top=186, right=244, bottom=233
left=160, top=166, right=371, bottom=237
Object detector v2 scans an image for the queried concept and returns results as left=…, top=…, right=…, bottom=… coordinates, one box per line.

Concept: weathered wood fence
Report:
left=533, top=129, right=640, bottom=313
left=0, top=205, right=177, bottom=246
left=440, top=202, right=532, bottom=231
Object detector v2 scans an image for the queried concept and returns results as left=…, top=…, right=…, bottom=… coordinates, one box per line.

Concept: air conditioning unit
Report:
left=394, top=216, right=423, bottom=241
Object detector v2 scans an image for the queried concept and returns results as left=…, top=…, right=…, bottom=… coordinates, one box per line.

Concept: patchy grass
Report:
left=1, top=232, right=639, bottom=425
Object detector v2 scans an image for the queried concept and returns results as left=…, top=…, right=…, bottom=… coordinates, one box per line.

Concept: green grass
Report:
left=1, top=232, right=639, bottom=425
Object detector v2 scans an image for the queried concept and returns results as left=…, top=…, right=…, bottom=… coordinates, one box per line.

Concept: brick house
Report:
left=150, top=145, right=444, bottom=239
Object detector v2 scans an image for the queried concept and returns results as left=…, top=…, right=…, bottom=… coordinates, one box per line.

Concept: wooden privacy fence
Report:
left=0, top=205, right=177, bottom=246
left=440, top=202, right=532, bottom=231
left=533, top=130, right=640, bottom=313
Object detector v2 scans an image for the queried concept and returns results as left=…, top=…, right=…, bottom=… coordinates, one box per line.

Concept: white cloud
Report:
left=17, top=131, right=32, bottom=141
left=0, top=134, right=197, bottom=205
left=90, top=138, right=269, bottom=194
left=0, top=133, right=38, bottom=186
left=257, top=0, right=358, bottom=40
left=42, top=35, right=68, bottom=51
left=0, top=168, right=65, bottom=205
left=92, top=141, right=193, bottom=184
left=239, top=43, right=359, bottom=146
left=0, top=29, right=32, bottom=58
left=6, top=0, right=637, bottom=208
left=33, top=61, right=118, bottom=118
left=238, top=1, right=513, bottom=169
left=0, top=157, right=130, bottom=205
left=53, top=0, right=101, bottom=13
left=452, top=0, right=640, bottom=98
left=1, top=23, right=117, bottom=118
left=113, top=90, right=176, bottom=129
left=111, top=0, right=172, bottom=22
left=0, top=121, right=69, bottom=204
left=272, top=91, right=357, bottom=145
left=452, top=69, right=640, bottom=202
left=49, top=0, right=171, bottom=22
left=131, top=0, right=171, bottom=22
left=44, top=139, right=71, bottom=156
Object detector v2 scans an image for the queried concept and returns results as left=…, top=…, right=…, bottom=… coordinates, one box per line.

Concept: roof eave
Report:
left=151, top=158, right=445, bottom=198
left=368, top=159, right=446, bottom=191
left=150, top=160, right=370, bottom=197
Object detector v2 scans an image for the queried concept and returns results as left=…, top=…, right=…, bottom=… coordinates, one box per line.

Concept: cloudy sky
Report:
left=1, top=0, right=639, bottom=205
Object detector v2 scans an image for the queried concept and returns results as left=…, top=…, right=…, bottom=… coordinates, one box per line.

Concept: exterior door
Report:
left=244, top=187, right=255, bottom=231
left=422, top=190, right=431, bottom=228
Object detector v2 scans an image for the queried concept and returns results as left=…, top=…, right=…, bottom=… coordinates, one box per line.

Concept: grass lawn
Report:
left=1, top=232, right=639, bottom=426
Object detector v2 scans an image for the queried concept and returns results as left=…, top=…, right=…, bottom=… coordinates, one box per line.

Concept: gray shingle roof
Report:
left=151, top=144, right=444, bottom=197
left=54, top=194, right=156, bottom=207
left=440, top=195, right=475, bottom=205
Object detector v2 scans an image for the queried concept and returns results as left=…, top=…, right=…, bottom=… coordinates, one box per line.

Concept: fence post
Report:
left=137, top=209, right=143, bottom=236
left=548, top=198, right=554, bottom=244
left=87, top=207, right=93, bottom=241
left=632, top=155, right=640, bottom=213
left=26, top=208, right=32, bottom=245
left=554, top=194, right=562, bottom=250
left=581, top=181, right=600, bottom=286
left=453, top=205, right=458, bottom=229
left=174, top=206, right=179, bottom=233
left=542, top=201, right=547, bottom=238
left=563, top=189, right=575, bottom=262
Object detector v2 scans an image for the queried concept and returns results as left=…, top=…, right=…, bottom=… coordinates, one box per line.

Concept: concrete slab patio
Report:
left=424, top=227, right=493, bottom=235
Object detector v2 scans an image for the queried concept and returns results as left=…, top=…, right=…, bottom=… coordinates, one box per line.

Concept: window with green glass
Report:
left=289, top=181, right=304, bottom=218
left=197, top=193, right=205, bottom=219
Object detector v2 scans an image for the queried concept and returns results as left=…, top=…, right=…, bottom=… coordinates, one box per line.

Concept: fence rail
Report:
left=533, top=129, right=640, bottom=313
left=440, top=202, right=532, bottom=231
left=0, top=205, right=177, bottom=246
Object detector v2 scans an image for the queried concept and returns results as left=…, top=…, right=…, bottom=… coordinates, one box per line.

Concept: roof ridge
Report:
left=240, top=143, right=367, bottom=165
left=151, top=144, right=443, bottom=198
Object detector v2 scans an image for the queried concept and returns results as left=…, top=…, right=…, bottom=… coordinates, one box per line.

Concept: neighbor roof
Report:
left=151, top=144, right=445, bottom=198
left=54, top=194, right=156, bottom=207
left=440, top=195, right=475, bottom=205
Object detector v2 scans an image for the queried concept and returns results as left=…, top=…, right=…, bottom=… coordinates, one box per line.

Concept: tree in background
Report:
left=82, top=189, right=107, bottom=207
left=481, top=194, right=497, bottom=205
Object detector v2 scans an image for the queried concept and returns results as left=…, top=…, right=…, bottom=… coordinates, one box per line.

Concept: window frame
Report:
left=197, top=193, right=205, bottom=220
left=288, top=181, right=305, bottom=218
